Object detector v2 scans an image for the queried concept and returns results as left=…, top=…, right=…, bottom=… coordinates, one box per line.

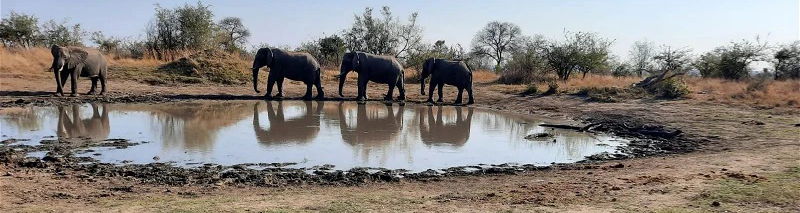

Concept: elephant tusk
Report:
left=58, top=67, right=63, bottom=72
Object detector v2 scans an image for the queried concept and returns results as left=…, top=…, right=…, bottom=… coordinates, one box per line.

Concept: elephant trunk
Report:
left=338, top=70, right=349, bottom=97
left=252, top=68, right=260, bottom=93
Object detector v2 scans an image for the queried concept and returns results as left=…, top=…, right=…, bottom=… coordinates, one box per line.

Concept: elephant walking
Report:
left=420, top=58, right=474, bottom=104
left=50, top=45, right=108, bottom=96
left=338, top=52, right=405, bottom=103
left=252, top=48, right=324, bottom=100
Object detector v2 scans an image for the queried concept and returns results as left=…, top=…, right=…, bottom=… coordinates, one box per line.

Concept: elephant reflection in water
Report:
left=337, top=102, right=405, bottom=149
left=56, top=103, right=110, bottom=139
left=253, top=101, right=323, bottom=146
left=419, top=106, right=473, bottom=147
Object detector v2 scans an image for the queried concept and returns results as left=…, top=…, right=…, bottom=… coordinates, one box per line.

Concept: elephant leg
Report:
left=275, top=78, right=284, bottom=98
left=58, top=71, right=70, bottom=96
left=99, top=74, right=107, bottom=95
left=69, top=69, right=79, bottom=97
left=436, top=83, right=444, bottom=103
left=467, top=86, right=475, bottom=104
left=396, top=81, right=405, bottom=100
left=88, top=77, right=98, bottom=95
left=302, top=83, right=313, bottom=100
left=426, top=80, right=436, bottom=103
left=314, top=77, right=325, bottom=100
left=54, top=71, right=64, bottom=96
left=265, top=76, right=276, bottom=99
left=356, top=76, right=368, bottom=102
left=455, top=87, right=464, bottom=104
left=385, top=82, right=395, bottom=101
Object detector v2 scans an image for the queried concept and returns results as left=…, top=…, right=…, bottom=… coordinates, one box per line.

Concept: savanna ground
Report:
left=1, top=47, right=799, bottom=212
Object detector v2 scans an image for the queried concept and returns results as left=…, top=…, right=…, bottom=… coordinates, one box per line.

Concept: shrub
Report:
left=653, top=78, right=690, bottom=99
left=520, top=84, right=538, bottom=96
left=158, top=49, right=249, bottom=85
left=542, top=81, right=559, bottom=96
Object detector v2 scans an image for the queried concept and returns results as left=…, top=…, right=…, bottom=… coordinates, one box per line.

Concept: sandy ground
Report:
left=1, top=74, right=799, bottom=212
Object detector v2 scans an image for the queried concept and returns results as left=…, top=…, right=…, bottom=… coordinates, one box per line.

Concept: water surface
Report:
left=0, top=101, right=627, bottom=171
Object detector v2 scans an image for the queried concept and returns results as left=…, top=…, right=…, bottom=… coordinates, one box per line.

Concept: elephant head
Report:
left=420, top=58, right=436, bottom=95
left=338, top=52, right=363, bottom=97
left=50, top=45, right=88, bottom=72
left=252, top=48, right=275, bottom=93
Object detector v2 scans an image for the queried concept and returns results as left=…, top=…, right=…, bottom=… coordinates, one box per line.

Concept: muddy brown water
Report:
left=0, top=100, right=627, bottom=171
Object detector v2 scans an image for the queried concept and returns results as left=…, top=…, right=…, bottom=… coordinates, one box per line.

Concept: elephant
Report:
left=418, top=106, right=473, bottom=147
left=56, top=103, right=110, bottom=140
left=253, top=101, right=323, bottom=146
left=252, top=48, right=324, bottom=100
left=420, top=58, right=474, bottom=104
left=336, top=102, right=404, bottom=147
left=338, top=52, right=405, bottom=103
left=50, top=45, right=108, bottom=96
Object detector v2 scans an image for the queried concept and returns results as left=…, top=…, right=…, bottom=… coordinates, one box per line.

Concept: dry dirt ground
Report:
left=1, top=74, right=799, bottom=212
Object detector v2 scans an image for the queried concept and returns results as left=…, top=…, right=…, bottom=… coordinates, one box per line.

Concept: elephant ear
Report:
left=427, top=58, right=436, bottom=74
left=266, top=48, right=275, bottom=67
left=352, top=52, right=362, bottom=69
left=66, top=48, right=89, bottom=69
left=50, top=45, right=62, bottom=57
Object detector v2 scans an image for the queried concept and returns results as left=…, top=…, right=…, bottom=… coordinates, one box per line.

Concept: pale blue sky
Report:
left=2, top=0, right=798, bottom=59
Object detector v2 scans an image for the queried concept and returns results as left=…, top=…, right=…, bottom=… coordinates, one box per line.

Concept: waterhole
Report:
left=0, top=101, right=627, bottom=171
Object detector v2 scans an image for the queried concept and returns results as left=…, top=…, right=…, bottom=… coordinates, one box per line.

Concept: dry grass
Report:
left=0, top=47, right=52, bottom=78
left=687, top=78, right=800, bottom=108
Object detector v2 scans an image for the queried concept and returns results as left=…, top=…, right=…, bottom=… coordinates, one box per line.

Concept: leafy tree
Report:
left=499, top=35, right=549, bottom=83
left=342, top=6, right=422, bottom=59
left=40, top=19, right=85, bottom=46
left=217, top=17, right=250, bottom=53
left=145, top=2, right=215, bottom=60
left=774, top=41, right=800, bottom=79
left=628, top=40, right=656, bottom=77
left=545, top=31, right=613, bottom=80
left=694, top=38, right=769, bottom=80
left=0, top=11, right=40, bottom=48
left=91, top=32, right=122, bottom=55
left=471, top=21, right=524, bottom=69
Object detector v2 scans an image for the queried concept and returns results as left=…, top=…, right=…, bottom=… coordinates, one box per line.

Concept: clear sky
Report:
left=2, top=0, right=798, bottom=59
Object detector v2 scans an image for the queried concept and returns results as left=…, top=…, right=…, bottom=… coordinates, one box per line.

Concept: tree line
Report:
left=1, top=3, right=798, bottom=80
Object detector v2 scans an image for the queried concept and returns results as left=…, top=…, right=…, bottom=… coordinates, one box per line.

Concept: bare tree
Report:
left=635, top=46, right=692, bottom=88
left=471, top=21, right=524, bottom=69
left=628, top=40, right=655, bottom=77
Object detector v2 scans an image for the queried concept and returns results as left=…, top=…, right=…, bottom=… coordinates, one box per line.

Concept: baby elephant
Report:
left=50, top=45, right=108, bottom=96
left=252, top=48, right=324, bottom=100
left=420, top=58, right=474, bottom=104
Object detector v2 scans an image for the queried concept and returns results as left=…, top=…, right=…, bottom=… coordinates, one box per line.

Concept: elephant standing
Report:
left=418, top=106, right=473, bottom=147
left=252, top=48, right=324, bottom=100
left=420, top=58, right=474, bottom=104
left=338, top=52, right=405, bottom=102
left=56, top=103, right=110, bottom=140
left=50, top=45, right=108, bottom=96
left=253, top=101, right=323, bottom=146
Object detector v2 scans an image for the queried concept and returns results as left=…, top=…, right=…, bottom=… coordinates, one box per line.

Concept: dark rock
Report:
left=610, top=163, right=625, bottom=168
left=742, top=120, right=765, bottom=125
left=524, top=133, right=554, bottom=140
left=711, top=201, right=720, bottom=207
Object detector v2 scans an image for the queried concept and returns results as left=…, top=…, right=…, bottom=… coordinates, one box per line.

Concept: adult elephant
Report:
left=252, top=48, right=324, bottom=100
left=420, top=58, right=474, bottom=104
left=338, top=52, right=405, bottom=103
left=50, top=45, right=108, bottom=96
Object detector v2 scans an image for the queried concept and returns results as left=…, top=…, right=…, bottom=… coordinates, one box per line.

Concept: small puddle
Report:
left=0, top=101, right=627, bottom=171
